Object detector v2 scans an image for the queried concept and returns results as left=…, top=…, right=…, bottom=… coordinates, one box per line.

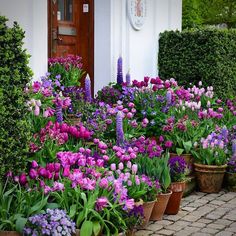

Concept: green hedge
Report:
left=158, top=29, right=236, bottom=98
left=0, top=16, right=32, bottom=180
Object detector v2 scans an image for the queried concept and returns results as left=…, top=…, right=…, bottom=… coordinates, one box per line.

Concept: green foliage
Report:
left=199, top=0, right=236, bottom=29
left=158, top=29, right=236, bottom=99
left=137, top=152, right=171, bottom=193
left=182, top=0, right=236, bottom=29
left=0, top=180, right=48, bottom=231
left=0, top=16, right=32, bottom=181
left=182, top=0, right=202, bottom=29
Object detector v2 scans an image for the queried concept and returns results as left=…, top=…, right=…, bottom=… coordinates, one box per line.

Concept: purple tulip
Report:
left=31, top=160, right=38, bottom=168
left=29, top=169, right=38, bottom=179
left=96, top=197, right=108, bottom=211
left=19, top=173, right=28, bottom=185
left=132, top=164, right=138, bottom=174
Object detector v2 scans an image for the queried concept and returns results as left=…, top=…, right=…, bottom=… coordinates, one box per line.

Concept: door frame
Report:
left=47, top=0, right=94, bottom=94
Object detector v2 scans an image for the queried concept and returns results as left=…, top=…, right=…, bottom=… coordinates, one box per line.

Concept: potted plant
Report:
left=136, top=152, right=172, bottom=221
left=191, top=129, right=229, bottom=193
left=165, top=156, right=188, bottom=215
left=0, top=179, right=48, bottom=236
left=225, top=155, right=236, bottom=191
left=163, top=116, right=206, bottom=172
left=23, top=209, right=76, bottom=236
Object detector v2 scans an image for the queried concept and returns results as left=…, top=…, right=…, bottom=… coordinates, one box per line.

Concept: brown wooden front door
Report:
left=48, top=0, right=94, bottom=93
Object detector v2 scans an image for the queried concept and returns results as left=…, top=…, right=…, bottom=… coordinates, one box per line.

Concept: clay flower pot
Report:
left=170, top=153, right=194, bottom=174
left=194, top=163, right=227, bottom=193
left=150, top=191, right=172, bottom=221
left=0, top=232, right=21, bottom=236
left=165, top=181, right=186, bottom=215
left=140, top=200, right=156, bottom=228
left=225, top=172, right=236, bottom=192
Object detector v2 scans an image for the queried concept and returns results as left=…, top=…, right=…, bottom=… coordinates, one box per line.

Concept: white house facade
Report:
left=0, top=0, right=182, bottom=92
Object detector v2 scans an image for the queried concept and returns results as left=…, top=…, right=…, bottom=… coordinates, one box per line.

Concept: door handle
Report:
left=52, top=28, right=63, bottom=42
left=55, top=37, right=63, bottom=42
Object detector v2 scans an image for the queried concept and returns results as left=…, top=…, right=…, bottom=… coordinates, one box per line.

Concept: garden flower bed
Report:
left=1, top=18, right=236, bottom=235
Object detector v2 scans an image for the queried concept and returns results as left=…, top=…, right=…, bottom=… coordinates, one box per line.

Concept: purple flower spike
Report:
left=85, top=74, right=92, bottom=102
left=126, top=72, right=131, bottom=86
left=117, top=57, right=123, bottom=84
left=55, top=104, right=63, bottom=123
left=116, top=111, right=125, bottom=146
left=232, top=140, right=236, bottom=155
left=166, top=91, right=172, bottom=104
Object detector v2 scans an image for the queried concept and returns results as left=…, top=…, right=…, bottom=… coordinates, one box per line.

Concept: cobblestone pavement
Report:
left=136, top=190, right=236, bottom=236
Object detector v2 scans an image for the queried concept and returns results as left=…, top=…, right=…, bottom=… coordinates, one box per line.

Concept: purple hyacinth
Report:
left=126, top=72, right=131, bottom=86
left=85, top=74, right=92, bottom=102
left=169, top=156, right=187, bottom=182
left=55, top=104, right=63, bottom=123
left=166, top=91, right=172, bottom=104
left=117, top=57, right=123, bottom=84
left=232, top=139, right=236, bottom=155
left=116, top=111, right=125, bottom=146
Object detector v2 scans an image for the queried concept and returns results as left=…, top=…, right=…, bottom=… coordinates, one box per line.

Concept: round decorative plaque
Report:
left=127, top=0, right=147, bottom=30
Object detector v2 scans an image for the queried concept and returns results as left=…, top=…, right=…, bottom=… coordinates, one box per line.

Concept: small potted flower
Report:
left=225, top=155, right=236, bottom=191
left=23, top=209, right=76, bottom=236
left=191, top=128, right=229, bottom=193
left=165, top=156, right=188, bottom=215
left=163, top=116, right=203, bottom=173
left=136, top=152, right=172, bottom=221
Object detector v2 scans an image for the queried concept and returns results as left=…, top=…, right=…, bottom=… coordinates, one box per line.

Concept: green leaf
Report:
left=183, top=141, right=192, bottom=153
left=16, top=217, right=27, bottom=233
left=80, top=220, right=93, bottom=236
left=46, top=203, right=60, bottom=209
left=69, top=204, right=77, bottom=218
left=93, top=221, right=101, bottom=236
left=176, top=148, right=184, bottom=156
left=28, top=196, right=48, bottom=215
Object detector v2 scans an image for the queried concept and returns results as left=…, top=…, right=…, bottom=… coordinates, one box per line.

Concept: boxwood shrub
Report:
left=158, top=29, right=236, bottom=99
left=0, top=16, right=32, bottom=181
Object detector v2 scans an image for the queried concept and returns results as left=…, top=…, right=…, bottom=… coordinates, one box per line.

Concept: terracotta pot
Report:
left=170, top=153, right=194, bottom=174
left=126, top=229, right=135, bottom=236
left=0, top=232, right=21, bottom=236
left=194, top=163, right=227, bottom=193
left=150, top=191, right=172, bottom=221
left=165, top=181, right=186, bottom=215
left=224, top=172, right=236, bottom=192
left=139, top=200, right=156, bottom=228
left=73, top=229, right=80, bottom=236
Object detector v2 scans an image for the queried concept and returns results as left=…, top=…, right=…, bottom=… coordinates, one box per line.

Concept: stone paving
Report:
left=136, top=190, right=236, bottom=236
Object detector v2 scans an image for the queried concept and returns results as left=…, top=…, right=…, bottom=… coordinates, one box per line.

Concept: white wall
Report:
left=94, top=0, right=182, bottom=91
left=0, top=0, right=182, bottom=91
left=0, top=0, right=48, bottom=80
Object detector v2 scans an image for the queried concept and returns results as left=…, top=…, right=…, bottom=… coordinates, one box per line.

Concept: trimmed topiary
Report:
left=158, top=29, right=236, bottom=99
left=0, top=16, right=33, bottom=180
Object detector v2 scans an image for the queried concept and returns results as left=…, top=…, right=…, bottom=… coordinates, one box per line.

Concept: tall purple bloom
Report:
left=232, top=139, right=236, bottom=155
left=166, top=91, right=172, bottom=104
left=55, top=104, right=63, bottom=123
left=126, top=72, right=131, bottom=86
left=117, top=57, right=123, bottom=84
left=85, top=74, right=92, bottom=102
left=116, top=111, right=124, bottom=146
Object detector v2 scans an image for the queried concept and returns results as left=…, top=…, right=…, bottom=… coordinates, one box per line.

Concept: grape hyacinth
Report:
left=116, top=111, right=125, bottom=146
left=85, top=73, right=92, bottom=102
left=23, top=209, right=76, bottom=236
left=117, top=56, right=123, bottom=84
